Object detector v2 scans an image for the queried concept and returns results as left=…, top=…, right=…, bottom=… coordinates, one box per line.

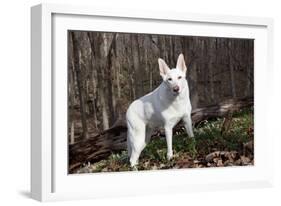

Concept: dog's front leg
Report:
left=164, top=126, right=173, bottom=160
left=183, top=115, right=194, bottom=138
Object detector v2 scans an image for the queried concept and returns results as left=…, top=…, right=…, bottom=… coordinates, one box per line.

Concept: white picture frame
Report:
left=31, top=3, right=274, bottom=202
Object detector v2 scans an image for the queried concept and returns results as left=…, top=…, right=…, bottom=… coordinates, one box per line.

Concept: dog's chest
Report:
left=162, top=101, right=186, bottom=119
left=148, top=99, right=187, bottom=127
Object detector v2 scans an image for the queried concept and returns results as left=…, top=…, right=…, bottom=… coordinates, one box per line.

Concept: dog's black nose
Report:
left=173, top=86, right=180, bottom=92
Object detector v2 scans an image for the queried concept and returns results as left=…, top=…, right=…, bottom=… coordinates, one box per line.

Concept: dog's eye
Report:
left=168, top=78, right=172, bottom=81
left=178, top=76, right=182, bottom=79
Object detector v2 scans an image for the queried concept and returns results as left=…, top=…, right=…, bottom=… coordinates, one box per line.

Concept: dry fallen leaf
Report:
left=240, top=156, right=251, bottom=165
left=205, top=151, right=220, bottom=162
left=193, top=160, right=200, bottom=164
left=151, top=165, right=158, bottom=170
left=235, top=159, right=242, bottom=165
left=217, top=159, right=224, bottom=167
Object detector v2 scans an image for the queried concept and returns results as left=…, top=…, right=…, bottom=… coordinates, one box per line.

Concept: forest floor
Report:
left=76, top=107, right=254, bottom=173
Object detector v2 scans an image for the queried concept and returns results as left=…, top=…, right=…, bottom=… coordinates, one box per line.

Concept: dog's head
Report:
left=158, top=53, right=188, bottom=95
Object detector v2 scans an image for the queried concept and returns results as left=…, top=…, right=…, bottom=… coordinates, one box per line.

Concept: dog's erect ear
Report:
left=176, top=53, right=187, bottom=73
left=158, top=58, right=170, bottom=78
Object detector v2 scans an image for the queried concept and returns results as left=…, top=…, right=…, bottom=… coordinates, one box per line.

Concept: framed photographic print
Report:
left=31, top=3, right=274, bottom=201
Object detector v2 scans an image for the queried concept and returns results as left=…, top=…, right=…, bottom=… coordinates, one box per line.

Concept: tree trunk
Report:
left=105, top=34, right=116, bottom=125
left=115, top=35, right=121, bottom=99
left=89, top=53, right=98, bottom=129
left=131, top=35, right=143, bottom=98
left=87, top=32, right=110, bottom=130
left=70, top=121, right=75, bottom=144
left=209, top=38, right=215, bottom=101
left=228, top=39, right=237, bottom=98
left=71, top=32, right=88, bottom=139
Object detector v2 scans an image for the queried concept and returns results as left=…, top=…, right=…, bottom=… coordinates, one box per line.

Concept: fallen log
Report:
left=69, top=97, right=253, bottom=173
left=191, top=97, right=253, bottom=124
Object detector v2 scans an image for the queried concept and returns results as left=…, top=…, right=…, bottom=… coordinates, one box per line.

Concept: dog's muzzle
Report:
left=173, top=86, right=180, bottom=93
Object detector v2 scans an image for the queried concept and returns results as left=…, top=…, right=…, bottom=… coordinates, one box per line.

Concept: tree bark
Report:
left=87, top=32, right=110, bottom=130
left=228, top=39, right=237, bottom=98
left=71, top=32, right=88, bottom=139
left=70, top=121, right=75, bottom=144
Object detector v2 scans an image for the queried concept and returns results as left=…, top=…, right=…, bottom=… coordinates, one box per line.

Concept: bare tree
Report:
left=70, top=32, right=88, bottom=139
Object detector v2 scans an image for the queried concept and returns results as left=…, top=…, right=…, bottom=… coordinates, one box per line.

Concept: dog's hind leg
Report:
left=128, top=123, right=146, bottom=167
left=126, top=105, right=147, bottom=167
left=127, top=136, right=132, bottom=159
left=130, top=138, right=146, bottom=167
left=128, top=126, right=152, bottom=168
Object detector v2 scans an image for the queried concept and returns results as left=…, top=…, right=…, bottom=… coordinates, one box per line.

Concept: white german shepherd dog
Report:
left=126, top=54, right=194, bottom=167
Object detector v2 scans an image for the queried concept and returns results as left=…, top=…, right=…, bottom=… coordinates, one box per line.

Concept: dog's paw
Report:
left=167, top=152, right=173, bottom=161
left=130, top=165, right=138, bottom=171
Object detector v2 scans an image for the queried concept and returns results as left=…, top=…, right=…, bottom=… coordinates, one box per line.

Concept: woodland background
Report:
left=68, top=31, right=254, bottom=144
left=68, top=31, right=254, bottom=173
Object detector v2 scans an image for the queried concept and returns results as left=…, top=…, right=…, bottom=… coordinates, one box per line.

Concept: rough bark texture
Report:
left=71, top=32, right=88, bottom=139
left=69, top=97, right=253, bottom=173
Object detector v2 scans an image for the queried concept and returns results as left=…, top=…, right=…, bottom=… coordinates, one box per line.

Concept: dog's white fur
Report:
left=126, top=54, right=194, bottom=167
